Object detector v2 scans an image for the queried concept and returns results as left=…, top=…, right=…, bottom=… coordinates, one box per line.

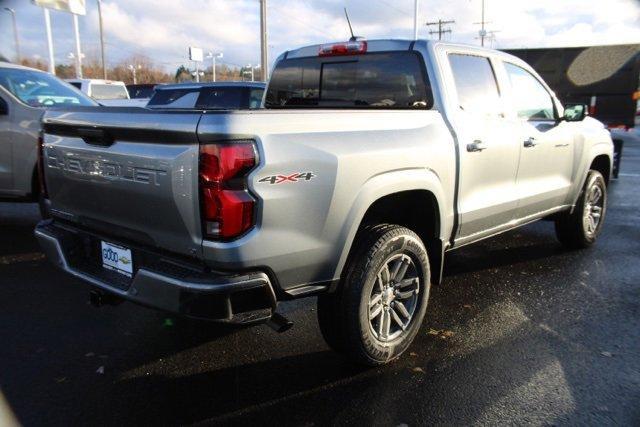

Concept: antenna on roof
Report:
left=344, top=8, right=362, bottom=42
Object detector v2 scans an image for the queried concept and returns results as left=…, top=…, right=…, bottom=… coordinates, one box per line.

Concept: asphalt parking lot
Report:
left=1, top=142, right=639, bottom=426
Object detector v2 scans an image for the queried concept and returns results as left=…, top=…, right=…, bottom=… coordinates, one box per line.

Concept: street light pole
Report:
left=413, top=0, right=419, bottom=40
left=72, top=13, right=83, bottom=78
left=206, top=52, right=223, bottom=82
left=213, top=56, right=217, bottom=82
left=128, top=64, right=140, bottom=84
left=3, top=8, right=20, bottom=63
left=97, top=0, right=107, bottom=79
left=244, top=64, right=254, bottom=82
left=43, top=8, right=55, bottom=74
left=480, top=0, right=485, bottom=46
left=260, top=0, right=268, bottom=80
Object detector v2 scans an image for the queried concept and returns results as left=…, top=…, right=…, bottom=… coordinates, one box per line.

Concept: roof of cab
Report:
left=280, top=38, right=526, bottom=64
left=158, top=81, right=266, bottom=90
left=283, top=39, right=416, bottom=59
left=65, top=78, right=127, bottom=85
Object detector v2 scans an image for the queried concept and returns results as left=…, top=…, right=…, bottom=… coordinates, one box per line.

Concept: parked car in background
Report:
left=146, top=81, right=265, bottom=109
left=126, top=83, right=158, bottom=99
left=0, top=62, right=96, bottom=201
left=36, top=40, right=613, bottom=366
left=124, top=83, right=161, bottom=108
left=66, top=78, right=135, bottom=107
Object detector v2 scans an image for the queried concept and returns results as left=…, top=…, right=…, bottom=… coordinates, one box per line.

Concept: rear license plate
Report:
left=101, top=241, right=133, bottom=277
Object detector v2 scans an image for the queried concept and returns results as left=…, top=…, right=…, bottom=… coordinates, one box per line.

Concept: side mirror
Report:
left=562, top=103, right=588, bottom=122
left=0, top=98, right=8, bottom=115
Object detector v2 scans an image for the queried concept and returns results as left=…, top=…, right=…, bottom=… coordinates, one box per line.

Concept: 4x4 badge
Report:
left=258, top=172, right=315, bottom=185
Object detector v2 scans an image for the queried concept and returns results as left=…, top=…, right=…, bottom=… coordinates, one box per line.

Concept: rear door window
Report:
left=449, top=54, right=502, bottom=116
left=265, top=52, right=432, bottom=109
left=90, top=84, right=129, bottom=100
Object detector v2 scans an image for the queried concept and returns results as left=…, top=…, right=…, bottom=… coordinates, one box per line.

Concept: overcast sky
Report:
left=1, top=0, right=639, bottom=72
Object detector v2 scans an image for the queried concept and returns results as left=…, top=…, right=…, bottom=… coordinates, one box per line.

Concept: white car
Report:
left=65, top=79, right=139, bottom=107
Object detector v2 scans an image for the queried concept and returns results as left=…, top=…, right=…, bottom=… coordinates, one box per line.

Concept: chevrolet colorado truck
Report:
left=35, top=39, right=613, bottom=366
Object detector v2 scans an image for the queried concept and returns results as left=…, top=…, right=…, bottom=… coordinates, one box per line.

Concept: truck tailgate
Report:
left=42, top=108, right=203, bottom=258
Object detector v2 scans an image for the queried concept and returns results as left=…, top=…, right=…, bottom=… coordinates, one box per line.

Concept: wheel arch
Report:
left=589, top=154, right=612, bottom=186
left=570, top=142, right=613, bottom=211
left=333, top=168, right=449, bottom=288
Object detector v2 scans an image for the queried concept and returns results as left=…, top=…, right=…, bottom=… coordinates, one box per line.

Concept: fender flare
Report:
left=571, top=142, right=613, bottom=209
left=331, top=167, right=449, bottom=281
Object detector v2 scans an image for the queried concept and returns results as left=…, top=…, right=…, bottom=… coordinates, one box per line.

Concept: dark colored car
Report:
left=146, top=82, right=265, bottom=109
left=126, top=84, right=158, bottom=99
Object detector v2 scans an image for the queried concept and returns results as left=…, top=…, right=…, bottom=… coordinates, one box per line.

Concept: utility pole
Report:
left=43, top=8, right=55, bottom=74
left=413, top=0, right=419, bottom=40
left=3, top=8, right=20, bottom=63
left=260, top=0, right=268, bottom=81
left=474, top=0, right=491, bottom=47
left=72, top=13, right=83, bottom=78
left=97, top=0, right=107, bottom=79
left=425, top=19, right=455, bottom=40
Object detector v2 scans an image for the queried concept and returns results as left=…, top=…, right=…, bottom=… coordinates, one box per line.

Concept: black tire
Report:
left=317, top=224, right=431, bottom=366
left=555, top=170, right=607, bottom=249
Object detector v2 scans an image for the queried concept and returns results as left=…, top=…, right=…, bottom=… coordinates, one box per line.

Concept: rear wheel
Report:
left=317, top=224, right=431, bottom=366
left=555, top=170, right=607, bottom=249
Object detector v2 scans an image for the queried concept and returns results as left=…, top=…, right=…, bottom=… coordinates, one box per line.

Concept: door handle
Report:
left=467, top=140, right=487, bottom=152
left=523, top=137, right=537, bottom=148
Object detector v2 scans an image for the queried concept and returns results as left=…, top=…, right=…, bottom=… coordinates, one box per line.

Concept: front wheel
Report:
left=555, top=170, right=607, bottom=249
left=317, top=224, right=431, bottom=366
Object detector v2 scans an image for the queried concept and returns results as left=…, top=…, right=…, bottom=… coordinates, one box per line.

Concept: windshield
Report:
left=0, top=68, right=96, bottom=108
left=265, top=52, right=432, bottom=109
left=90, top=84, right=129, bottom=100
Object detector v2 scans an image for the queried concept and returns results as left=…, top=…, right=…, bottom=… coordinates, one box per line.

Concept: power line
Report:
left=425, top=19, right=455, bottom=40
left=375, top=0, right=413, bottom=17
left=269, top=3, right=335, bottom=38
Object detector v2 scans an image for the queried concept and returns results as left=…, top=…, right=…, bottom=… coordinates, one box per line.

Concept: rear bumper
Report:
left=35, top=220, right=276, bottom=324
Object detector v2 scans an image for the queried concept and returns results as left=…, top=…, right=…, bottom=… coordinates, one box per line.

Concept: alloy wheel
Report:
left=368, top=253, right=421, bottom=343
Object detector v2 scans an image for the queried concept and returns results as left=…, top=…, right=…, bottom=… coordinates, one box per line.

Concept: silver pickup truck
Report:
left=36, top=39, right=613, bottom=366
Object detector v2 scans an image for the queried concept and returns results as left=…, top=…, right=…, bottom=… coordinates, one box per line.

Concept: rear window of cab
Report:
left=265, top=51, right=433, bottom=109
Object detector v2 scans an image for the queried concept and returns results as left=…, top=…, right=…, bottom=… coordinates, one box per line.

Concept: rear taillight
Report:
left=37, top=133, right=48, bottom=198
left=318, top=40, right=367, bottom=56
left=589, top=95, right=597, bottom=116
left=199, top=142, right=257, bottom=240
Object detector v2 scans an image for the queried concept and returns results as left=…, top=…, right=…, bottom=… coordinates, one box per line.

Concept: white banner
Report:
left=189, top=47, right=204, bottom=62
left=32, top=0, right=86, bottom=16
